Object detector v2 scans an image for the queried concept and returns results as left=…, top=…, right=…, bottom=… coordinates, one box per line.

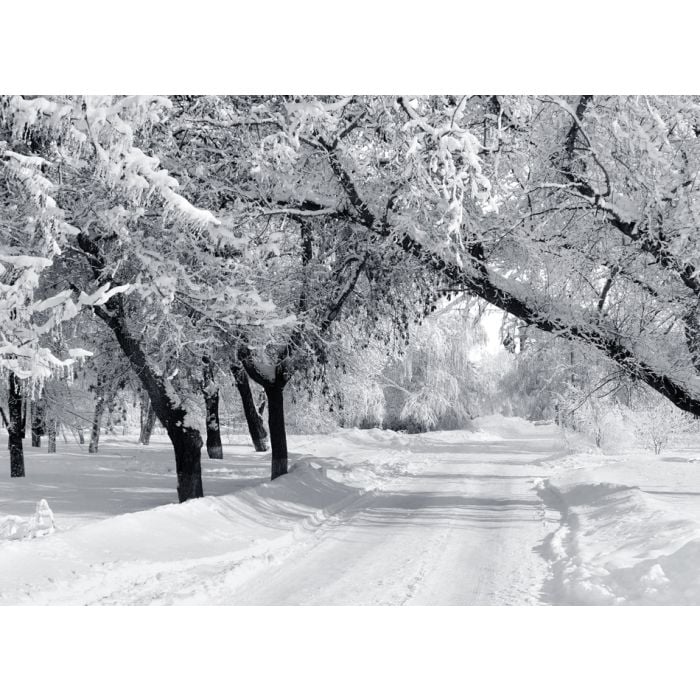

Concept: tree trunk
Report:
left=47, top=419, right=57, bottom=453
left=235, top=368, right=268, bottom=452
left=77, top=231, right=204, bottom=502
left=8, top=372, right=25, bottom=478
left=77, top=428, right=85, bottom=445
left=140, top=393, right=146, bottom=432
left=201, top=359, right=223, bottom=459
left=237, top=346, right=289, bottom=481
left=139, top=399, right=156, bottom=445
left=107, top=328, right=204, bottom=501
left=96, top=309, right=203, bottom=500
left=89, top=385, right=105, bottom=454
left=105, top=401, right=115, bottom=435
left=170, top=426, right=204, bottom=501
left=203, top=388, right=223, bottom=459
left=265, top=383, right=288, bottom=480
left=31, top=397, right=45, bottom=448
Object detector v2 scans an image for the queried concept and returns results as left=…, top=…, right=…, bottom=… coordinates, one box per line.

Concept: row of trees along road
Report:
left=4, top=95, right=700, bottom=501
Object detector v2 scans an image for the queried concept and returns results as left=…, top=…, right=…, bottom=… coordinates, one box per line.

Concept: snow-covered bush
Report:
left=630, top=395, right=697, bottom=454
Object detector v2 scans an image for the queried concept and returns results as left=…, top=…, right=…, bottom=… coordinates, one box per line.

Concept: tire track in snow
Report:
left=24, top=486, right=373, bottom=605
left=397, top=518, right=455, bottom=605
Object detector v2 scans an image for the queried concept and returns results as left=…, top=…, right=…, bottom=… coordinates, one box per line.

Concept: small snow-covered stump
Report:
left=0, top=499, right=55, bottom=540
left=28, top=499, right=55, bottom=538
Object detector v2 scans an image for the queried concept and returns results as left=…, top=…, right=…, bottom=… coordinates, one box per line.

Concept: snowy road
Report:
left=0, top=418, right=565, bottom=605
left=230, top=420, right=563, bottom=605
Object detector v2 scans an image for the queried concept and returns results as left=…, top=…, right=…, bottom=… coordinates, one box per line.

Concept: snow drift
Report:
left=540, top=470, right=700, bottom=605
left=0, top=464, right=366, bottom=604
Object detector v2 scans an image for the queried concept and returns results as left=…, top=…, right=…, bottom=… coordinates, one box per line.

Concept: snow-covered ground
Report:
left=2, top=416, right=700, bottom=605
left=539, top=448, right=700, bottom=604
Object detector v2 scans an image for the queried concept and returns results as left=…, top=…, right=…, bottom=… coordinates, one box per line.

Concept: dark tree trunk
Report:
left=234, top=367, right=268, bottom=452
left=77, top=231, right=204, bottom=502
left=237, top=346, right=289, bottom=480
left=170, top=426, right=205, bottom=501
left=100, top=316, right=204, bottom=502
left=265, top=383, right=288, bottom=480
left=31, top=397, right=45, bottom=448
left=89, top=384, right=105, bottom=454
left=20, top=397, right=27, bottom=439
left=77, top=428, right=85, bottom=445
left=204, top=389, right=223, bottom=459
left=8, top=372, right=25, bottom=478
left=139, top=398, right=156, bottom=445
left=96, top=307, right=203, bottom=500
left=202, top=358, right=223, bottom=459
left=684, top=310, right=700, bottom=375
left=47, top=419, right=57, bottom=453
left=105, top=400, right=116, bottom=435
left=107, top=323, right=204, bottom=501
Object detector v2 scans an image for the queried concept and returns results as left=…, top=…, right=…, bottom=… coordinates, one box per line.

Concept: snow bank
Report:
left=539, top=469, right=700, bottom=604
left=290, top=428, right=420, bottom=490
left=0, top=465, right=365, bottom=604
left=304, top=427, right=413, bottom=451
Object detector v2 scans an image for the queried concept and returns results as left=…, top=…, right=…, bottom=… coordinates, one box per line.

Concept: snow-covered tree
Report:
left=1, top=95, right=289, bottom=499
left=239, top=95, right=700, bottom=421
left=10, top=93, right=700, bottom=500
left=1, top=96, right=96, bottom=475
left=381, top=301, right=485, bottom=431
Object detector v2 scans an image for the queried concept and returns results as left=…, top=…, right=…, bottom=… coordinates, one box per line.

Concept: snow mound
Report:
left=288, top=428, right=421, bottom=490
left=539, top=474, right=700, bottom=604
left=0, top=499, right=55, bottom=541
left=291, top=449, right=409, bottom=491
left=0, top=464, right=365, bottom=604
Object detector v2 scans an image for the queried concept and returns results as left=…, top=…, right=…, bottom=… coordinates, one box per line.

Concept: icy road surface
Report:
left=0, top=418, right=564, bottom=605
